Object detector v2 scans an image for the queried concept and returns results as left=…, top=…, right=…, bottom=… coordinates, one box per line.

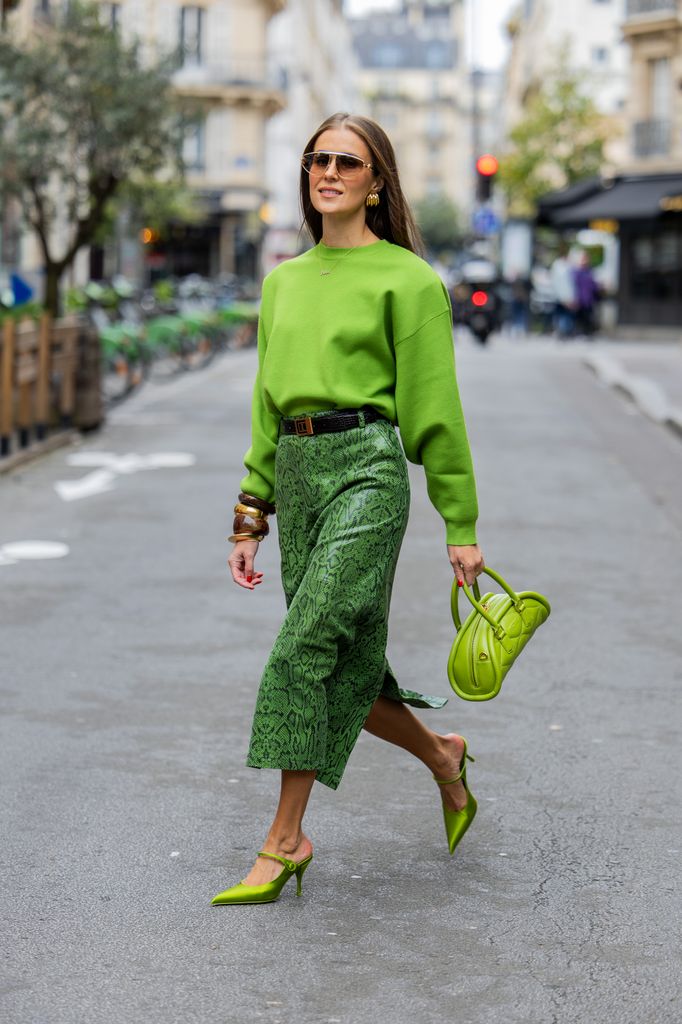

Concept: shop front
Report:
left=538, top=173, right=682, bottom=329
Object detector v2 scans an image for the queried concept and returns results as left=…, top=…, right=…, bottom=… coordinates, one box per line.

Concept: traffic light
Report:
left=475, top=154, right=498, bottom=203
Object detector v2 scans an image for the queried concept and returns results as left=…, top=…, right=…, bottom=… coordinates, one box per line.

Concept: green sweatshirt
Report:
left=240, top=239, right=478, bottom=545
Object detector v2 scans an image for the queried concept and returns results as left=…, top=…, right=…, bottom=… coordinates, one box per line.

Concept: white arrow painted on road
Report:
left=55, top=451, right=196, bottom=501
left=55, top=468, right=117, bottom=502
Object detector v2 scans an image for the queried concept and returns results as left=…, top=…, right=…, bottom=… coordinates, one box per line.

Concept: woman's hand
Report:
left=228, top=540, right=264, bottom=590
left=448, top=544, right=485, bottom=587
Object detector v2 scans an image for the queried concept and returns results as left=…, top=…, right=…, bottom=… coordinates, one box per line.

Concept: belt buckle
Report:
left=294, top=415, right=314, bottom=436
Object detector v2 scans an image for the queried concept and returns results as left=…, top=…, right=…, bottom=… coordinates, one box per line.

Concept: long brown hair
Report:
left=299, top=112, right=424, bottom=256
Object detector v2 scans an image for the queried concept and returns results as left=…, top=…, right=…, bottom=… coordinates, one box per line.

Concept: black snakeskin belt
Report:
left=279, top=407, right=387, bottom=437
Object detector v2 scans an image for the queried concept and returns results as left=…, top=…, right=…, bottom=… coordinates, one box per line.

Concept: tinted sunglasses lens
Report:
left=336, top=155, right=364, bottom=175
left=302, top=152, right=367, bottom=176
left=302, top=153, right=330, bottom=173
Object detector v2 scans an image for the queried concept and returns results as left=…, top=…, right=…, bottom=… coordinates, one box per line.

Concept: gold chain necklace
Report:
left=316, top=242, right=360, bottom=277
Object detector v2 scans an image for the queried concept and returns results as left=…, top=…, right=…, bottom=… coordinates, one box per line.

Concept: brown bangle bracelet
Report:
left=238, top=491, right=276, bottom=516
left=233, top=512, right=269, bottom=536
left=234, top=503, right=268, bottom=518
left=229, top=533, right=264, bottom=543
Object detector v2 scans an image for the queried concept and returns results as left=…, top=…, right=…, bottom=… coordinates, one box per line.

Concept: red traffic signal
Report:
left=475, top=154, right=498, bottom=202
left=471, top=290, right=489, bottom=307
left=476, top=154, right=499, bottom=177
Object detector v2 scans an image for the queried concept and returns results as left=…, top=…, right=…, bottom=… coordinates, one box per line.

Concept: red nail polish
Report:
left=458, top=579, right=463, bottom=587
left=246, top=575, right=252, bottom=583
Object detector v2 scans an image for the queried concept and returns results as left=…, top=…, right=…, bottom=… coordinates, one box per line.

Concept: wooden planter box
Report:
left=0, top=314, right=103, bottom=465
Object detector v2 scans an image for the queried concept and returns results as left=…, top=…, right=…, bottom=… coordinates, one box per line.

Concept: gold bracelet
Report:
left=229, top=533, right=264, bottom=543
left=234, top=502, right=268, bottom=518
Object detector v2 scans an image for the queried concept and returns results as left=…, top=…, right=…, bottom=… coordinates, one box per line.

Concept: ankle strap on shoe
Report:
left=257, top=851, right=297, bottom=872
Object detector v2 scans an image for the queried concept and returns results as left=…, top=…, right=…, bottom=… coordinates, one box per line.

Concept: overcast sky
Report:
left=344, top=0, right=518, bottom=70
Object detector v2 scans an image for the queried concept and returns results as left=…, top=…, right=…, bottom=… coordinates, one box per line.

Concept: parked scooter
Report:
left=450, top=258, right=501, bottom=345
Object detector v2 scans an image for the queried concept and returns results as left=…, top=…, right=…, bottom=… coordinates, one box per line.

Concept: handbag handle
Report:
left=451, top=566, right=524, bottom=634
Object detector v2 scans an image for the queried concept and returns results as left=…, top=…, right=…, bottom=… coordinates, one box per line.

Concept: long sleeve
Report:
left=239, top=315, right=281, bottom=506
left=394, top=308, right=478, bottom=545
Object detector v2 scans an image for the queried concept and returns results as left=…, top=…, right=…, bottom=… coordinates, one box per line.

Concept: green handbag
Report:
left=447, top=567, right=551, bottom=701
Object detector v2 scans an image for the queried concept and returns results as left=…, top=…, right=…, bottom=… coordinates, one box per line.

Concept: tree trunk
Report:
left=43, top=263, right=62, bottom=318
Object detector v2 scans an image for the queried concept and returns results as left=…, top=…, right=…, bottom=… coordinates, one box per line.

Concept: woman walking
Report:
left=212, top=113, right=484, bottom=906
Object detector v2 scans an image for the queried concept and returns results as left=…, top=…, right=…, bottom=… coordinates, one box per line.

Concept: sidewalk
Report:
left=579, top=339, right=682, bottom=436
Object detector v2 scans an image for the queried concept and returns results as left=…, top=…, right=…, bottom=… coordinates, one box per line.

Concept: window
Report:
left=180, top=6, right=204, bottom=66
left=373, top=42, right=403, bottom=67
left=592, top=47, right=609, bottom=65
left=425, top=41, right=449, bottom=69
left=650, top=57, right=671, bottom=118
left=101, top=2, right=121, bottom=29
left=182, top=117, right=205, bottom=172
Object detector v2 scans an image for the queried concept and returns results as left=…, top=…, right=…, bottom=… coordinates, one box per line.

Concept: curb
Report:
left=583, top=352, right=682, bottom=440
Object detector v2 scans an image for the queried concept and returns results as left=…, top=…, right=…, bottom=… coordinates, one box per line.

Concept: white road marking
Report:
left=56, top=451, right=196, bottom=501
left=55, top=468, right=117, bottom=502
left=0, top=540, right=70, bottom=566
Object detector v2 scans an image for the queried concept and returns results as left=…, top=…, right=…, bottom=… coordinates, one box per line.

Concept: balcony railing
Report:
left=633, top=118, right=671, bottom=157
left=626, top=0, right=677, bottom=16
left=173, top=61, right=287, bottom=93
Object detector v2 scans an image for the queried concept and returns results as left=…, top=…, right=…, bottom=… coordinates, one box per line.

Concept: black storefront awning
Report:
left=538, top=174, right=682, bottom=227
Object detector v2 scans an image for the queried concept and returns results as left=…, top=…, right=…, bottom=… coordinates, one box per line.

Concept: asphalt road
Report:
left=1, top=335, right=681, bottom=1024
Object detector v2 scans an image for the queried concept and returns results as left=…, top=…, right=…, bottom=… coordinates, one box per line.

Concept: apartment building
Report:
left=501, top=0, right=630, bottom=170
left=262, top=0, right=359, bottom=270
left=348, top=0, right=471, bottom=215
left=3, top=0, right=286, bottom=287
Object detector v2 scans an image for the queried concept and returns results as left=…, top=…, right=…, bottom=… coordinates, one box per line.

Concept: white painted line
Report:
left=0, top=540, right=70, bottom=561
left=56, top=452, right=197, bottom=500
left=143, top=452, right=196, bottom=469
left=54, top=468, right=117, bottom=501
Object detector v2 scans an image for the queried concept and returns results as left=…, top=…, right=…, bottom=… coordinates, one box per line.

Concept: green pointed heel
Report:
left=210, top=851, right=313, bottom=906
left=433, top=738, right=477, bottom=855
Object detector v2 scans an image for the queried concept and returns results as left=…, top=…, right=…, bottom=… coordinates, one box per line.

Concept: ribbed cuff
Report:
left=445, top=520, right=478, bottom=546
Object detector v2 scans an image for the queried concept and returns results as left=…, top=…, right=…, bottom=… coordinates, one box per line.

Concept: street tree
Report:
left=0, top=2, right=187, bottom=314
left=414, top=194, right=463, bottom=256
left=498, top=59, right=614, bottom=218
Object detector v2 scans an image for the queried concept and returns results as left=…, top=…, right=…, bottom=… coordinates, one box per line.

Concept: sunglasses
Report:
left=301, top=150, right=374, bottom=178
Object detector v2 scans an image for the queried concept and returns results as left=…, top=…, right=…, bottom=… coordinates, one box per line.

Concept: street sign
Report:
left=472, top=207, right=500, bottom=236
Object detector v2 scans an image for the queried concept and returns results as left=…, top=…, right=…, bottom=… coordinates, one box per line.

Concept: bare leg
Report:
left=241, top=769, right=316, bottom=886
left=363, top=696, right=468, bottom=811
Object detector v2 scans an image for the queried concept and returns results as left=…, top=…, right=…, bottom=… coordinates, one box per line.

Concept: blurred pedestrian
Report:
left=573, top=250, right=600, bottom=338
left=550, top=243, right=576, bottom=339
left=213, top=113, right=484, bottom=906
left=508, top=273, right=531, bottom=337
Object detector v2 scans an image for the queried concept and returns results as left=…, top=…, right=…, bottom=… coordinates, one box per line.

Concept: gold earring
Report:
left=366, top=191, right=380, bottom=207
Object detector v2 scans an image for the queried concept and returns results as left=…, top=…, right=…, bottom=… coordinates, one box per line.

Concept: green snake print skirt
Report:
left=246, top=411, right=447, bottom=790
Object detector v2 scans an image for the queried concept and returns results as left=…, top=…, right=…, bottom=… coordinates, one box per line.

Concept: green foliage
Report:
left=414, top=194, right=463, bottom=255
left=0, top=1, right=187, bottom=312
left=0, top=300, right=44, bottom=323
left=498, top=60, right=614, bottom=217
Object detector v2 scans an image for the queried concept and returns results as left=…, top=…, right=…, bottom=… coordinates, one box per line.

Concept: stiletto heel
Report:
left=210, top=851, right=313, bottom=906
left=433, top=737, right=477, bottom=855
left=294, top=858, right=311, bottom=896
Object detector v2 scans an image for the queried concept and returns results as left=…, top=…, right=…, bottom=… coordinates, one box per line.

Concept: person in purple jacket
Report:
left=573, top=251, right=601, bottom=338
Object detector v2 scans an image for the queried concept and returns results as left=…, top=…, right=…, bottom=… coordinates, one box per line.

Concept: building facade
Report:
left=621, top=0, right=682, bottom=170
left=348, top=0, right=471, bottom=218
left=2, top=0, right=286, bottom=290
left=500, top=0, right=630, bottom=172
left=262, top=0, right=359, bottom=271
left=536, top=1, right=682, bottom=329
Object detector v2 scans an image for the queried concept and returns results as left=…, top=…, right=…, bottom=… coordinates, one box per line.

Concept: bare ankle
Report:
left=264, top=830, right=305, bottom=855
